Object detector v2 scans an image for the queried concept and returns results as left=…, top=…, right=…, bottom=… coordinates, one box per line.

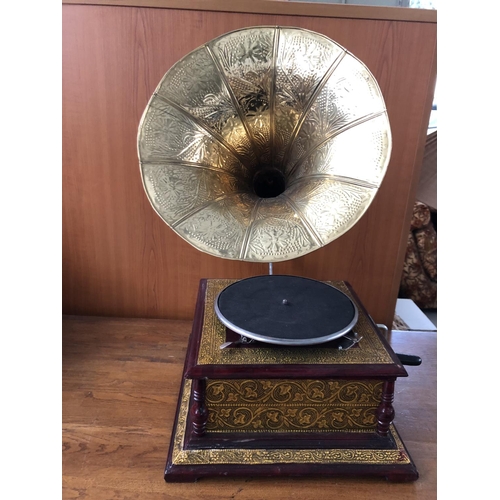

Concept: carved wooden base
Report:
left=164, top=279, right=419, bottom=483
left=165, top=379, right=418, bottom=483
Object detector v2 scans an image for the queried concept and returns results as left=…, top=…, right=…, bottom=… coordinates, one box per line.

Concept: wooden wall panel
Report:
left=62, top=2, right=436, bottom=327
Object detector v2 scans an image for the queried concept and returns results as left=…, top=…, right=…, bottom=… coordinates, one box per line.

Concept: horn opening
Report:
left=138, top=26, right=391, bottom=263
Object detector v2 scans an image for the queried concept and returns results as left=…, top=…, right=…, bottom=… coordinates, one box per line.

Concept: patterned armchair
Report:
left=398, top=200, right=437, bottom=309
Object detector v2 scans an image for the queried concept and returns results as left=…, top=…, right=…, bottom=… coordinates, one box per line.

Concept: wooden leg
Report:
left=190, top=378, right=208, bottom=437
left=376, top=379, right=395, bottom=436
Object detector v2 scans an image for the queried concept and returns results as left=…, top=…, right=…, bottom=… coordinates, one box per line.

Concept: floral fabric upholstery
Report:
left=398, top=201, right=437, bottom=309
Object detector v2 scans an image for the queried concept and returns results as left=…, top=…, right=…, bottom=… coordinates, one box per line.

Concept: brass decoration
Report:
left=197, top=279, right=393, bottom=365
left=172, top=380, right=410, bottom=466
left=138, top=27, right=391, bottom=262
left=206, top=379, right=383, bottom=432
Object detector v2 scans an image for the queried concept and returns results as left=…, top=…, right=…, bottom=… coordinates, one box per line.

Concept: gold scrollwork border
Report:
left=171, top=380, right=410, bottom=466
left=197, top=279, right=393, bottom=365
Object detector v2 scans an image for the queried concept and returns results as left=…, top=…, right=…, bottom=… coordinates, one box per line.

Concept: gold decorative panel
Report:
left=206, top=379, right=383, bottom=432
left=171, top=380, right=410, bottom=466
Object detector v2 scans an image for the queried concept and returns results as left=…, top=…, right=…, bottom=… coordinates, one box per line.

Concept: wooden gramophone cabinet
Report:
left=165, top=279, right=418, bottom=482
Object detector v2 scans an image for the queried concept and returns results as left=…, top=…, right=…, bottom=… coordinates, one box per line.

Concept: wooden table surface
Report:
left=62, top=316, right=436, bottom=499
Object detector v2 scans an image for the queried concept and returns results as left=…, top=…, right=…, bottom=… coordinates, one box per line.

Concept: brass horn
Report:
left=137, top=26, right=391, bottom=263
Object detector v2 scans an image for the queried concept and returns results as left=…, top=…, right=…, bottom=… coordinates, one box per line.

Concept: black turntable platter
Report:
left=215, top=275, right=358, bottom=346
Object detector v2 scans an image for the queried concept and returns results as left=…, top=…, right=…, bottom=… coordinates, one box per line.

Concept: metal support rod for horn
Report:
left=269, top=263, right=273, bottom=275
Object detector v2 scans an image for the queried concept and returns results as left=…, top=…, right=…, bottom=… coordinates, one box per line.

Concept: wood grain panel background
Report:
left=62, top=2, right=437, bottom=327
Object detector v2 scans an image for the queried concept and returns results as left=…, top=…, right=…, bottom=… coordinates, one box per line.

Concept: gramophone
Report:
left=138, top=26, right=419, bottom=482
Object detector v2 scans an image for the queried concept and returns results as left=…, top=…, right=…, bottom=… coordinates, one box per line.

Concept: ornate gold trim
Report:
left=172, top=380, right=410, bottom=466
left=197, top=279, right=393, bottom=365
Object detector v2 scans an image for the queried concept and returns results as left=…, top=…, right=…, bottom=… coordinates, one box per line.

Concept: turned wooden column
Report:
left=376, top=379, right=395, bottom=436
left=190, top=378, right=208, bottom=437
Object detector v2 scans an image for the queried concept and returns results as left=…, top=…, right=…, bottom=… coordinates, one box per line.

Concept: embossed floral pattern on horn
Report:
left=138, top=27, right=391, bottom=262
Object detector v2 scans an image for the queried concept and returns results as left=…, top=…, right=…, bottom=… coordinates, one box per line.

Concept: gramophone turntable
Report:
left=137, top=26, right=419, bottom=482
